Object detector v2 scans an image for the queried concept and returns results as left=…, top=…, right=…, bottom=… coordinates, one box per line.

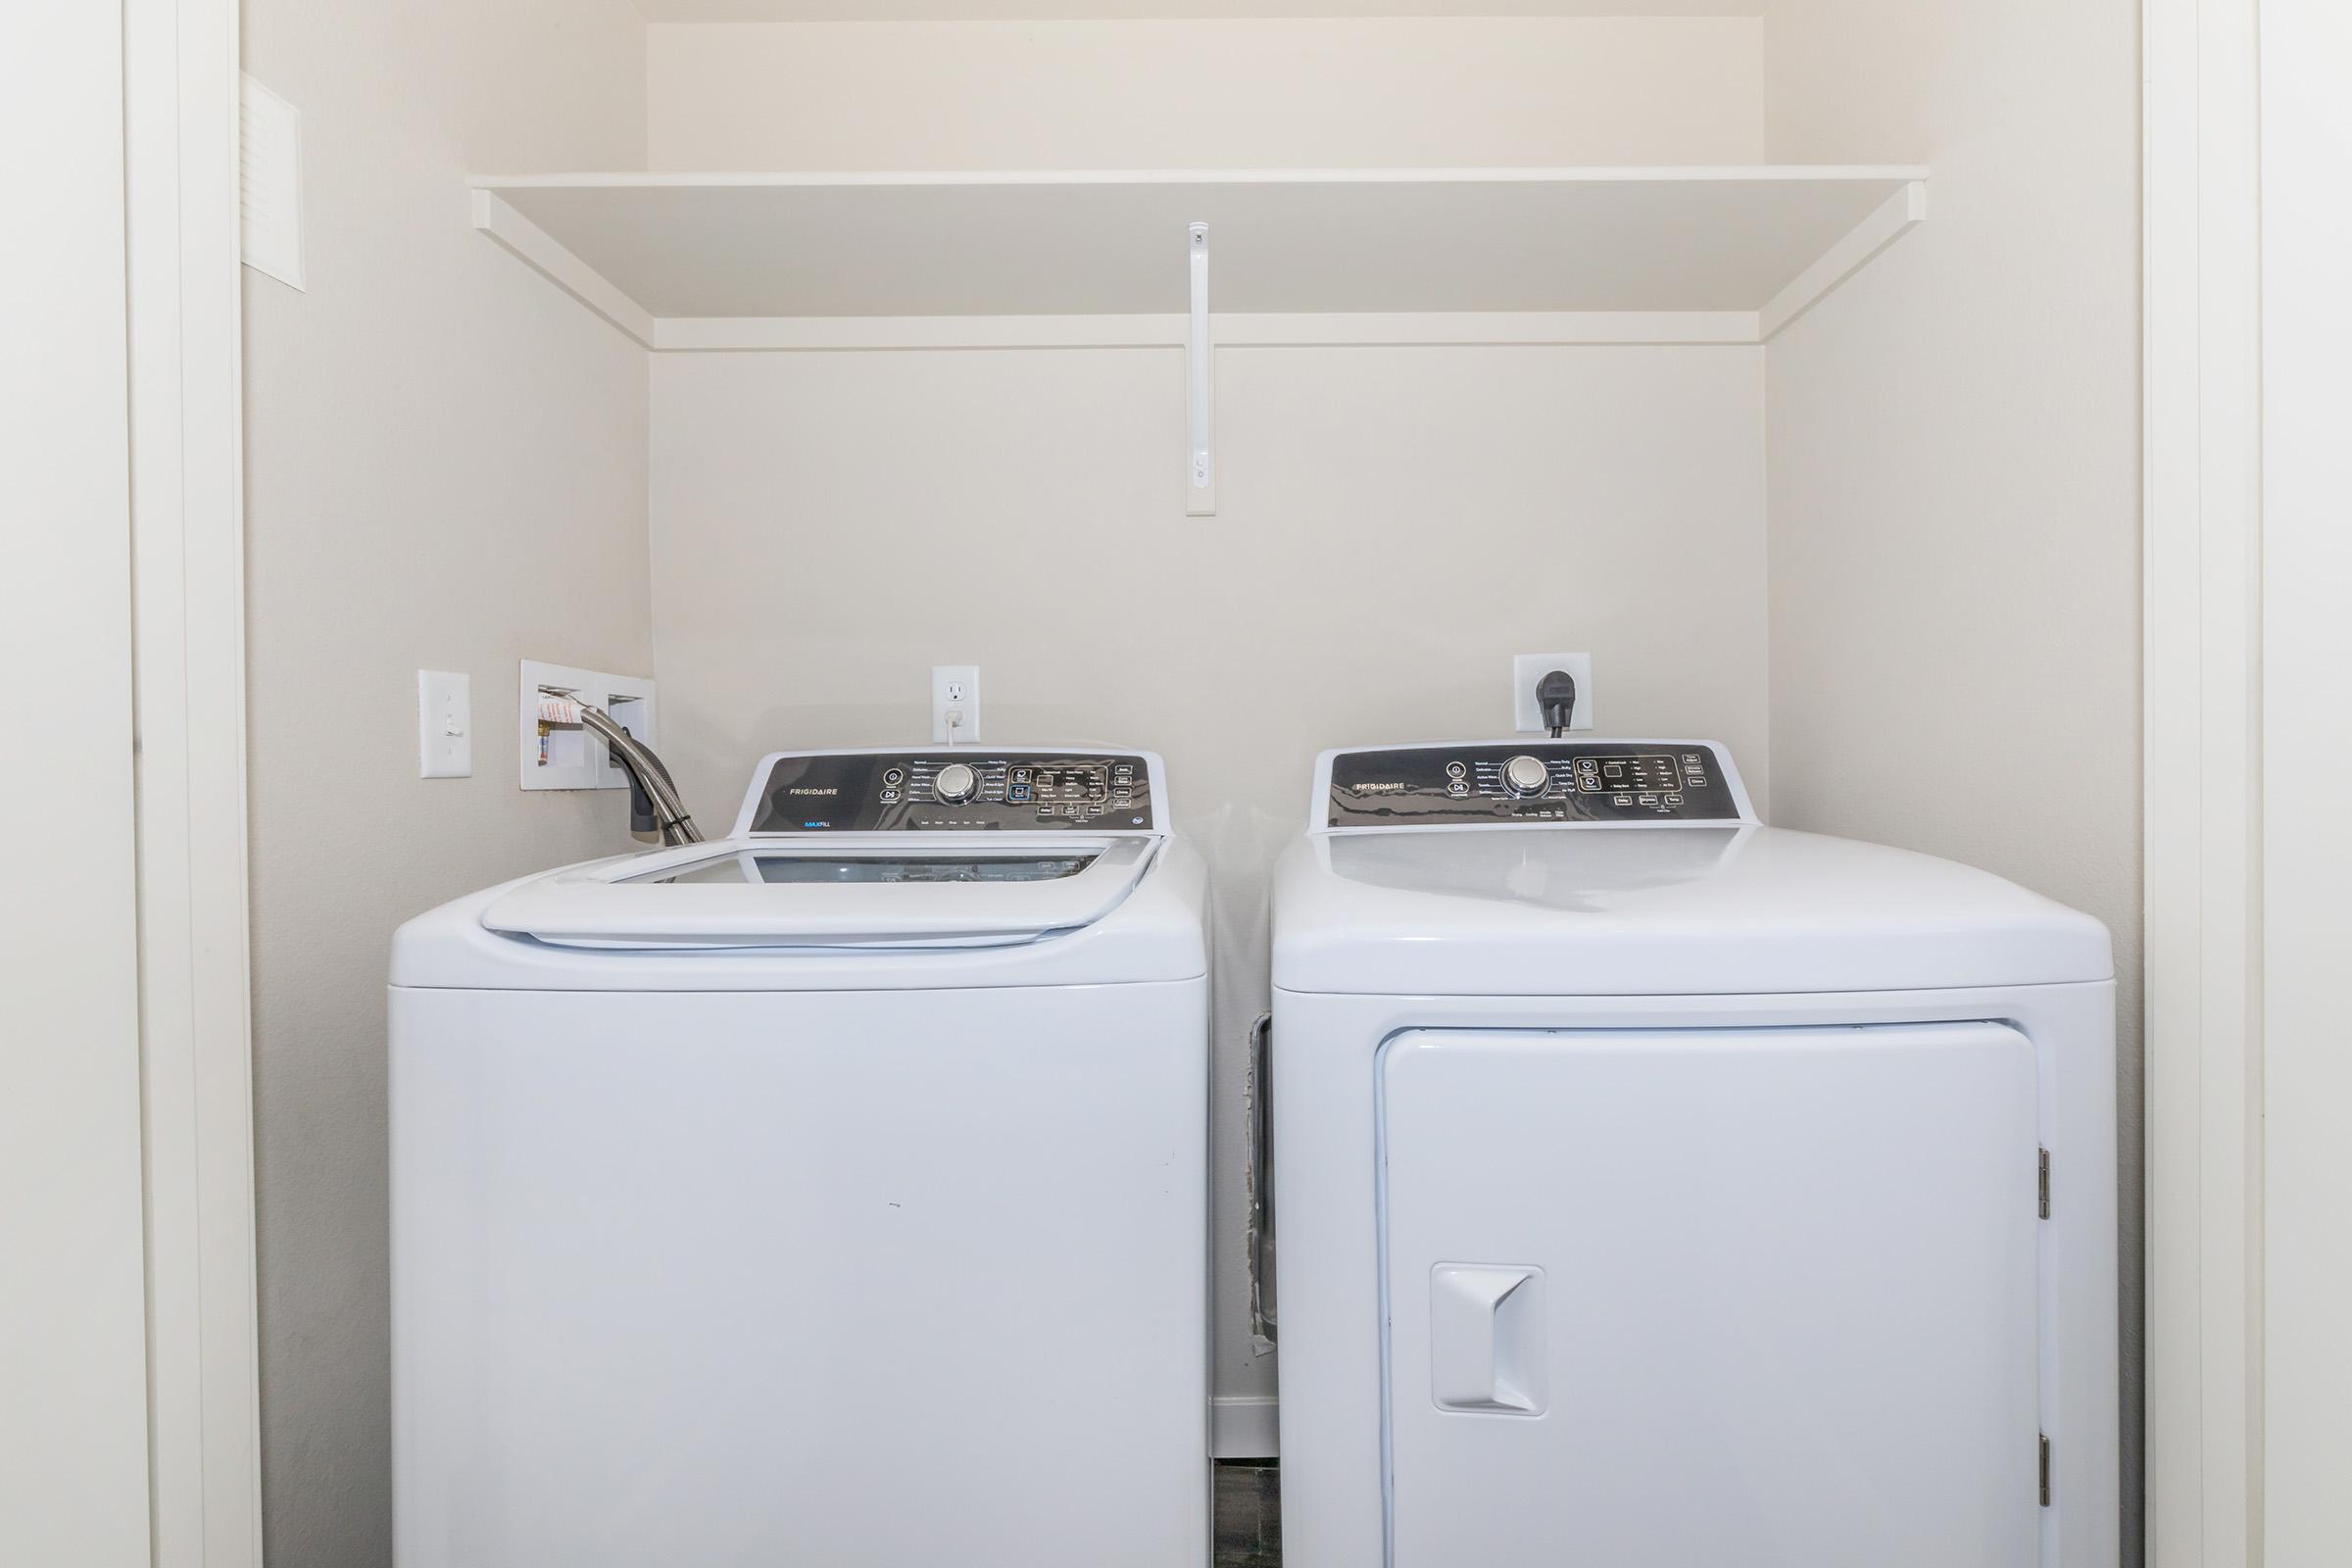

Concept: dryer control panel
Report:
left=748, top=751, right=1156, bottom=833
left=1325, top=741, right=1748, bottom=829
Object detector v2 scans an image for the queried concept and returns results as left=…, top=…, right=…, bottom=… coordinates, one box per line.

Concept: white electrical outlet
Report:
left=1512, top=653, right=1594, bottom=733
left=932, top=664, right=980, bottom=744
left=417, top=670, right=471, bottom=778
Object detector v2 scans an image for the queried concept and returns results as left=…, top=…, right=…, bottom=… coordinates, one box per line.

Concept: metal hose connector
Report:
left=564, top=697, right=705, bottom=846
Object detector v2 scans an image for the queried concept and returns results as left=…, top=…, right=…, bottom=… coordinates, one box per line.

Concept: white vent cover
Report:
left=239, top=74, right=305, bottom=290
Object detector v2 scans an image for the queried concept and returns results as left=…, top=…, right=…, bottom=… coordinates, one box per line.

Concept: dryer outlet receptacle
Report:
left=1512, top=653, right=1593, bottom=733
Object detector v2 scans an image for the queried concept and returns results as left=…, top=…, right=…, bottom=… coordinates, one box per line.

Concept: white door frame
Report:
left=2, top=0, right=257, bottom=1560
left=2142, top=0, right=2262, bottom=1563
left=125, top=0, right=268, bottom=1559
left=3, top=4, right=151, bottom=1560
left=2247, top=3, right=2352, bottom=1559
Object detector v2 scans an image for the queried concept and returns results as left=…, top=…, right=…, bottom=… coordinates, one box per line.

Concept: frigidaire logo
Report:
left=786, top=786, right=840, bottom=796
left=1352, top=781, right=1408, bottom=795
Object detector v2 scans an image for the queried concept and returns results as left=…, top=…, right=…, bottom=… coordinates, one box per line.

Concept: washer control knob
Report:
left=1502, top=755, right=1550, bottom=797
left=934, top=761, right=979, bottom=804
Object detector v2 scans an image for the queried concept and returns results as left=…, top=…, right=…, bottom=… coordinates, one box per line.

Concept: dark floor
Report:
left=1213, top=1460, right=1281, bottom=1566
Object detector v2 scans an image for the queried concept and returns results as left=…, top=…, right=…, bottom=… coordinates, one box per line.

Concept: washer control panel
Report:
left=1326, top=742, right=1744, bottom=828
left=749, top=751, right=1155, bottom=833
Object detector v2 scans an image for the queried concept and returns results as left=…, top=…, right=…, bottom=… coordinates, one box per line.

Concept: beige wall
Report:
left=1759, top=0, right=2143, bottom=1553
left=239, top=0, right=648, bottom=1560
left=648, top=17, right=1765, bottom=169
left=649, top=343, right=1771, bottom=1415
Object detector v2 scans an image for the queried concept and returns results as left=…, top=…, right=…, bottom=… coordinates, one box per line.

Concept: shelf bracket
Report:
left=1758, top=178, right=1929, bottom=341
left=1186, top=221, right=1216, bottom=515
left=470, top=189, right=656, bottom=348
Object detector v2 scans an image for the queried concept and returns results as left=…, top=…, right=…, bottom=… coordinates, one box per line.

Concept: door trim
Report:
left=2142, top=0, right=2263, bottom=1562
left=123, top=0, right=265, bottom=1559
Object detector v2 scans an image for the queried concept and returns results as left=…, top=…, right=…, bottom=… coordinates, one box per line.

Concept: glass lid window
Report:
left=627, top=854, right=1098, bottom=886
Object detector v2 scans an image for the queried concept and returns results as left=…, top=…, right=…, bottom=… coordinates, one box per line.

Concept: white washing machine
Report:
left=1270, top=739, right=2117, bottom=1568
left=390, top=747, right=1208, bottom=1568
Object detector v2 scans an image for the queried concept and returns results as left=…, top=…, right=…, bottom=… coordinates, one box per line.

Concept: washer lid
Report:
left=1271, top=824, right=2112, bottom=996
left=482, top=835, right=1157, bottom=950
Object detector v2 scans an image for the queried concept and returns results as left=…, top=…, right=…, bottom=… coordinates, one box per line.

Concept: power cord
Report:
left=1538, top=669, right=1579, bottom=738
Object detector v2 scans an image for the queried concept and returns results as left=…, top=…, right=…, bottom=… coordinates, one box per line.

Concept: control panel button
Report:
left=934, top=761, right=979, bottom=804
left=1502, top=755, right=1550, bottom=797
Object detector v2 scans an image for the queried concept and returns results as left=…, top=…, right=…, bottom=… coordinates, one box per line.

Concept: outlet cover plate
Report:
left=519, top=659, right=657, bottom=791
left=1513, top=652, right=1594, bottom=733
left=931, top=663, right=980, bottom=744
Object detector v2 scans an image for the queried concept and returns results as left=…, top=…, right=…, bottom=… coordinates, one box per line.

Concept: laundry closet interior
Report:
left=236, top=3, right=2141, bottom=1563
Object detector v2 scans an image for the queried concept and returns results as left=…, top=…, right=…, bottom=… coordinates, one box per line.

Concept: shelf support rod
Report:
left=1186, top=221, right=1217, bottom=515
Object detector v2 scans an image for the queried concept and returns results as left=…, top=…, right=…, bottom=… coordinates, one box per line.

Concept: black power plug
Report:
left=1537, top=669, right=1580, bottom=738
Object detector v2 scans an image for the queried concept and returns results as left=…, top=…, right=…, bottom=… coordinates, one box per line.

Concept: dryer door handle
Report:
left=1429, top=1264, right=1546, bottom=1415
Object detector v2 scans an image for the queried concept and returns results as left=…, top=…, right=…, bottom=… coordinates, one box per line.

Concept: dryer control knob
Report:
left=934, top=761, right=980, bottom=804
left=1502, top=754, right=1550, bottom=797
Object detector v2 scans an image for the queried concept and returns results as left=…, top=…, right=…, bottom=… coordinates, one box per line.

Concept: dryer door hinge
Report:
left=2038, top=1433, right=2052, bottom=1506
left=2037, top=1148, right=2051, bottom=1218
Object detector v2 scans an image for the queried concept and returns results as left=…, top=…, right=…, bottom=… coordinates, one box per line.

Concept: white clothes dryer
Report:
left=390, top=747, right=1208, bottom=1567
left=1269, top=739, right=2116, bottom=1568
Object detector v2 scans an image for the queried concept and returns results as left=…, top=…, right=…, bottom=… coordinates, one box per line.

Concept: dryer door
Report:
left=1379, top=1022, right=2039, bottom=1568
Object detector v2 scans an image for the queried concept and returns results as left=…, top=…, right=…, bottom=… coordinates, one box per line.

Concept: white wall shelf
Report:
left=470, top=166, right=1928, bottom=350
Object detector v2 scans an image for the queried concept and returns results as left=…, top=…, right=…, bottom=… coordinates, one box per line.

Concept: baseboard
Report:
left=1212, top=1396, right=1279, bottom=1459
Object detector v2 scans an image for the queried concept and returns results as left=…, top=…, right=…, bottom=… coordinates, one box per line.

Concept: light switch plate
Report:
left=1512, top=652, right=1594, bottom=733
left=417, top=670, right=470, bottom=778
